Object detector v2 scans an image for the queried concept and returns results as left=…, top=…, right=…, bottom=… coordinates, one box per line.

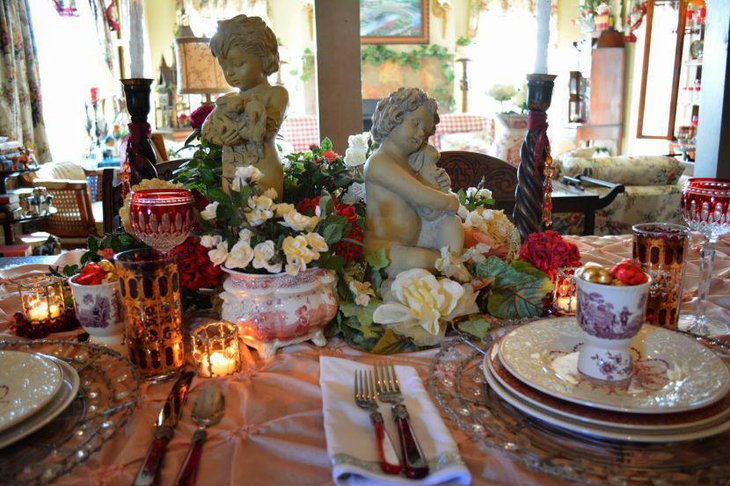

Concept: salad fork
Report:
left=353, top=369, right=402, bottom=474
left=375, top=364, right=429, bottom=479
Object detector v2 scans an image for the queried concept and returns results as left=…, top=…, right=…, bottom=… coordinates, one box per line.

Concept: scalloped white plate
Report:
left=499, top=317, right=730, bottom=414
left=0, top=351, right=63, bottom=432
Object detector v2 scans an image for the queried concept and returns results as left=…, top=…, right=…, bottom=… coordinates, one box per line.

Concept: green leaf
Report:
left=366, top=248, right=389, bottom=271
left=459, top=318, right=491, bottom=339
left=475, top=257, right=552, bottom=319
left=370, top=329, right=413, bottom=355
left=322, top=223, right=346, bottom=245
left=340, top=299, right=381, bottom=336
left=320, top=137, right=333, bottom=151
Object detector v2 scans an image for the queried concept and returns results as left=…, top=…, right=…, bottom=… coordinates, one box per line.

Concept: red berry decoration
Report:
left=609, top=259, right=648, bottom=285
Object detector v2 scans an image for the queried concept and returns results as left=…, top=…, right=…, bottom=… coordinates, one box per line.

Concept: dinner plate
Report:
left=483, top=356, right=730, bottom=443
left=499, top=317, right=730, bottom=414
left=0, top=355, right=80, bottom=449
left=0, top=350, right=63, bottom=432
left=486, top=339, right=730, bottom=431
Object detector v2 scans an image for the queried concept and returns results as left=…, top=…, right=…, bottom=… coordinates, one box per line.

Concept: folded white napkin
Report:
left=320, top=356, right=471, bottom=485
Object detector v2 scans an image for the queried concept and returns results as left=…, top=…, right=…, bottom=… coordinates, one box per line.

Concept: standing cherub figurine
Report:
left=202, top=15, right=288, bottom=198
left=364, top=88, right=464, bottom=277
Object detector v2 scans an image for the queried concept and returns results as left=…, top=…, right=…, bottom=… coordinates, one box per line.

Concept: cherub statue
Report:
left=202, top=15, right=288, bottom=198
left=364, top=88, right=464, bottom=277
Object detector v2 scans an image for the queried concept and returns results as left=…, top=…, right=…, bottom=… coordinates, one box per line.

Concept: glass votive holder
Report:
left=553, top=267, right=578, bottom=316
left=18, top=276, right=66, bottom=326
left=191, top=321, right=242, bottom=378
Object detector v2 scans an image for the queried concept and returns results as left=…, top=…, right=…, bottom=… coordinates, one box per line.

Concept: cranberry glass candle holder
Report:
left=18, top=276, right=66, bottom=327
left=130, top=189, right=195, bottom=253
left=632, top=223, right=690, bottom=329
left=191, top=321, right=242, bottom=378
left=114, top=249, right=185, bottom=382
left=553, top=267, right=578, bottom=316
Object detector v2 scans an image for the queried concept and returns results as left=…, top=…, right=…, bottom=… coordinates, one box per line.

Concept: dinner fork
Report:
left=353, top=369, right=402, bottom=475
left=374, top=364, right=429, bottom=479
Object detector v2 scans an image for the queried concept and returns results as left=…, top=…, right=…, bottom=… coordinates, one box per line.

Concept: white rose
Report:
left=231, top=166, right=263, bottom=191
left=225, top=239, right=254, bottom=270
left=208, top=241, right=229, bottom=266
left=476, top=188, right=493, bottom=200
left=434, top=246, right=472, bottom=283
left=282, top=235, right=317, bottom=276
left=238, top=228, right=253, bottom=244
left=466, top=187, right=477, bottom=199
left=341, top=182, right=367, bottom=205
left=347, top=132, right=369, bottom=150
left=304, top=232, right=328, bottom=253
left=200, top=201, right=219, bottom=221
left=246, top=195, right=275, bottom=226
left=252, top=240, right=282, bottom=273
left=281, top=210, right=319, bottom=232
left=344, top=147, right=367, bottom=168
left=275, top=203, right=296, bottom=217
left=200, top=235, right=222, bottom=249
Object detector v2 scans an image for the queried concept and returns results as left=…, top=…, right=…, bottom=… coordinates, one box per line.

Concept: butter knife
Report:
left=134, top=371, right=195, bottom=486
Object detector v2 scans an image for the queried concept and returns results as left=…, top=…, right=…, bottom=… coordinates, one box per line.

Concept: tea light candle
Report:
left=18, top=276, right=66, bottom=326
left=191, top=321, right=241, bottom=378
left=555, top=295, right=577, bottom=314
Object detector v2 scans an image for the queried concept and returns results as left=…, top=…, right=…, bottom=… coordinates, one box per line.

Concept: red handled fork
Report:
left=375, top=363, right=429, bottom=479
left=354, top=369, right=402, bottom=475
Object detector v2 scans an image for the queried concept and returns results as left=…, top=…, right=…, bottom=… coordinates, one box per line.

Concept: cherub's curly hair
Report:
left=371, top=88, right=439, bottom=145
left=209, top=15, right=279, bottom=76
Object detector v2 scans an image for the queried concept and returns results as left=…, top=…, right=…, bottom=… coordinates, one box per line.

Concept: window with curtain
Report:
left=27, top=0, right=122, bottom=163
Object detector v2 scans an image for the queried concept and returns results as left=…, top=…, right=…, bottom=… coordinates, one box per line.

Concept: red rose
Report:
left=97, top=248, right=114, bottom=260
left=322, top=150, right=338, bottom=162
left=172, top=236, right=222, bottom=291
left=190, top=105, right=215, bottom=130
left=518, top=230, right=581, bottom=280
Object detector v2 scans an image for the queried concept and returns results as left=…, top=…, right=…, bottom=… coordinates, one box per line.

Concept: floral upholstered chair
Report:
left=552, top=150, right=687, bottom=235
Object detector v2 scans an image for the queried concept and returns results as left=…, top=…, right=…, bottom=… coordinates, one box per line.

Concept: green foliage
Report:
left=456, top=36, right=472, bottom=47
left=473, top=257, right=553, bottom=319
left=301, top=48, right=314, bottom=82
left=458, top=317, right=491, bottom=339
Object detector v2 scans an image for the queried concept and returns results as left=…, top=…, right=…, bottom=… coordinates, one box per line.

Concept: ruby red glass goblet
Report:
left=679, top=178, right=730, bottom=336
left=130, top=189, right=195, bottom=254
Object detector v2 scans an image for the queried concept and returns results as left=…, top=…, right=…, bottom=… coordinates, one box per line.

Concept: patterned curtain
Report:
left=0, top=0, right=50, bottom=162
left=468, top=0, right=558, bottom=39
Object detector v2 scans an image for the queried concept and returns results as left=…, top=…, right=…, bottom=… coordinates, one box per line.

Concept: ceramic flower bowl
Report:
left=68, top=275, right=125, bottom=345
left=575, top=276, right=651, bottom=382
left=220, top=267, right=338, bottom=359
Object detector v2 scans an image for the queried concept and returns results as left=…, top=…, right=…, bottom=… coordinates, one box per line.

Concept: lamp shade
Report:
left=174, top=27, right=230, bottom=95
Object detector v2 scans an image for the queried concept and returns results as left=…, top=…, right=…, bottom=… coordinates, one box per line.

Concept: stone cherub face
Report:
left=390, top=106, right=435, bottom=155
left=218, top=47, right=265, bottom=92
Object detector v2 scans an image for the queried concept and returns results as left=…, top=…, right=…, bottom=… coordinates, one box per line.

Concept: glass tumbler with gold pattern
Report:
left=632, top=223, right=690, bottom=329
left=114, top=248, right=184, bottom=382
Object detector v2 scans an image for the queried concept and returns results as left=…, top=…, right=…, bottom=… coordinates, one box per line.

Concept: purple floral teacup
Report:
left=575, top=275, right=651, bottom=381
left=69, top=276, right=125, bottom=345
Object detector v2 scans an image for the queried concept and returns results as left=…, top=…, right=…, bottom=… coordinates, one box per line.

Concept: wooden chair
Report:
left=437, top=150, right=517, bottom=213
left=33, top=179, right=98, bottom=247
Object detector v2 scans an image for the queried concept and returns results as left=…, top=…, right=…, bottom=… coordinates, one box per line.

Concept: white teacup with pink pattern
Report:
left=575, top=276, right=651, bottom=381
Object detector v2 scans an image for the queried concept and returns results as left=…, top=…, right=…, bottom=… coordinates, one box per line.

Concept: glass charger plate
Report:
left=0, top=340, right=140, bottom=485
left=429, top=324, right=730, bottom=485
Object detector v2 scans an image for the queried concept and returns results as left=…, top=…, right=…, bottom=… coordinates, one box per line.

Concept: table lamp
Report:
left=174, top=24, right=230, bottom=106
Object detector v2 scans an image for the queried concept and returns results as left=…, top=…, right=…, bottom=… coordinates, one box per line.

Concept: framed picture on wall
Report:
left=360, top=0, right=429, bottom=44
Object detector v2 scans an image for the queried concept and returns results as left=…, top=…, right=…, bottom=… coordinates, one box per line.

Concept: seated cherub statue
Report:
left=364, top=87, right=464, bottom=277
left=201, top=15, right=289, bottom=198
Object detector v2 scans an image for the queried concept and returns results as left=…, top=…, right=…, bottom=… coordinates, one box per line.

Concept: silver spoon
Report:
left=174, top=386, right=225, bottom=486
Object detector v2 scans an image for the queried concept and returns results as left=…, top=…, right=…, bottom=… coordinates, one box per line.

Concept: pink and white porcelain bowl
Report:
left=575, top=276, right=651, bottom=382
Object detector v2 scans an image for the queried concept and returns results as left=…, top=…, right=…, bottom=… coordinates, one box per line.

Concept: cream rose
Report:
left=200, top=201, right=219, bottom=220
left=252, top=240, right=282, bottom=273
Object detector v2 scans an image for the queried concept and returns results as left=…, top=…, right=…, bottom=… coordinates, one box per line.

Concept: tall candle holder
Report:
left=513, top=73, right=557, bottom=241
left=120, top=78, right=158, bottom=198
left=191, top=321, right=242, bottom=378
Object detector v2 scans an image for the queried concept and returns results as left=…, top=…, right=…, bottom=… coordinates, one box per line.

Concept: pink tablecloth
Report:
left=2, top=235, right=729, bottom=485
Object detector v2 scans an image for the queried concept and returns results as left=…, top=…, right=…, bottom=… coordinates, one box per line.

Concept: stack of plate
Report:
left=0, top=350, right=79, bottom=449
left=483, top=317, right=730, bottom=442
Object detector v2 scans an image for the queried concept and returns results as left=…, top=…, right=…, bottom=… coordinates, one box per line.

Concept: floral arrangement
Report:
left=487, top=83, right=527, bottom=115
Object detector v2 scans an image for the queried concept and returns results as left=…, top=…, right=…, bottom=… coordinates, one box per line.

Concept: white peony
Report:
left=349, top=280, right=375, bottom=306
left=200, top=201, right=219, bottom=221
left=344, top=147, right=367, bottom=168
left=373, top=269, right=465, bottom=346
left=280, top=210, right=319, bottom=232
left=225, top=239, right=254, bottom=270
left=231, top=166, right=263, bottom=191
left=200, top=235, right=222, bottom=249
left=252, top=240, right=282, bottom=273
left=208, top=241, right=229, bottom=266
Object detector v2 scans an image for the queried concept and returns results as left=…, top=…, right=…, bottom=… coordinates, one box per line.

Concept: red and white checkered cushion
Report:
left=279, top=115, right=320, bottom=153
